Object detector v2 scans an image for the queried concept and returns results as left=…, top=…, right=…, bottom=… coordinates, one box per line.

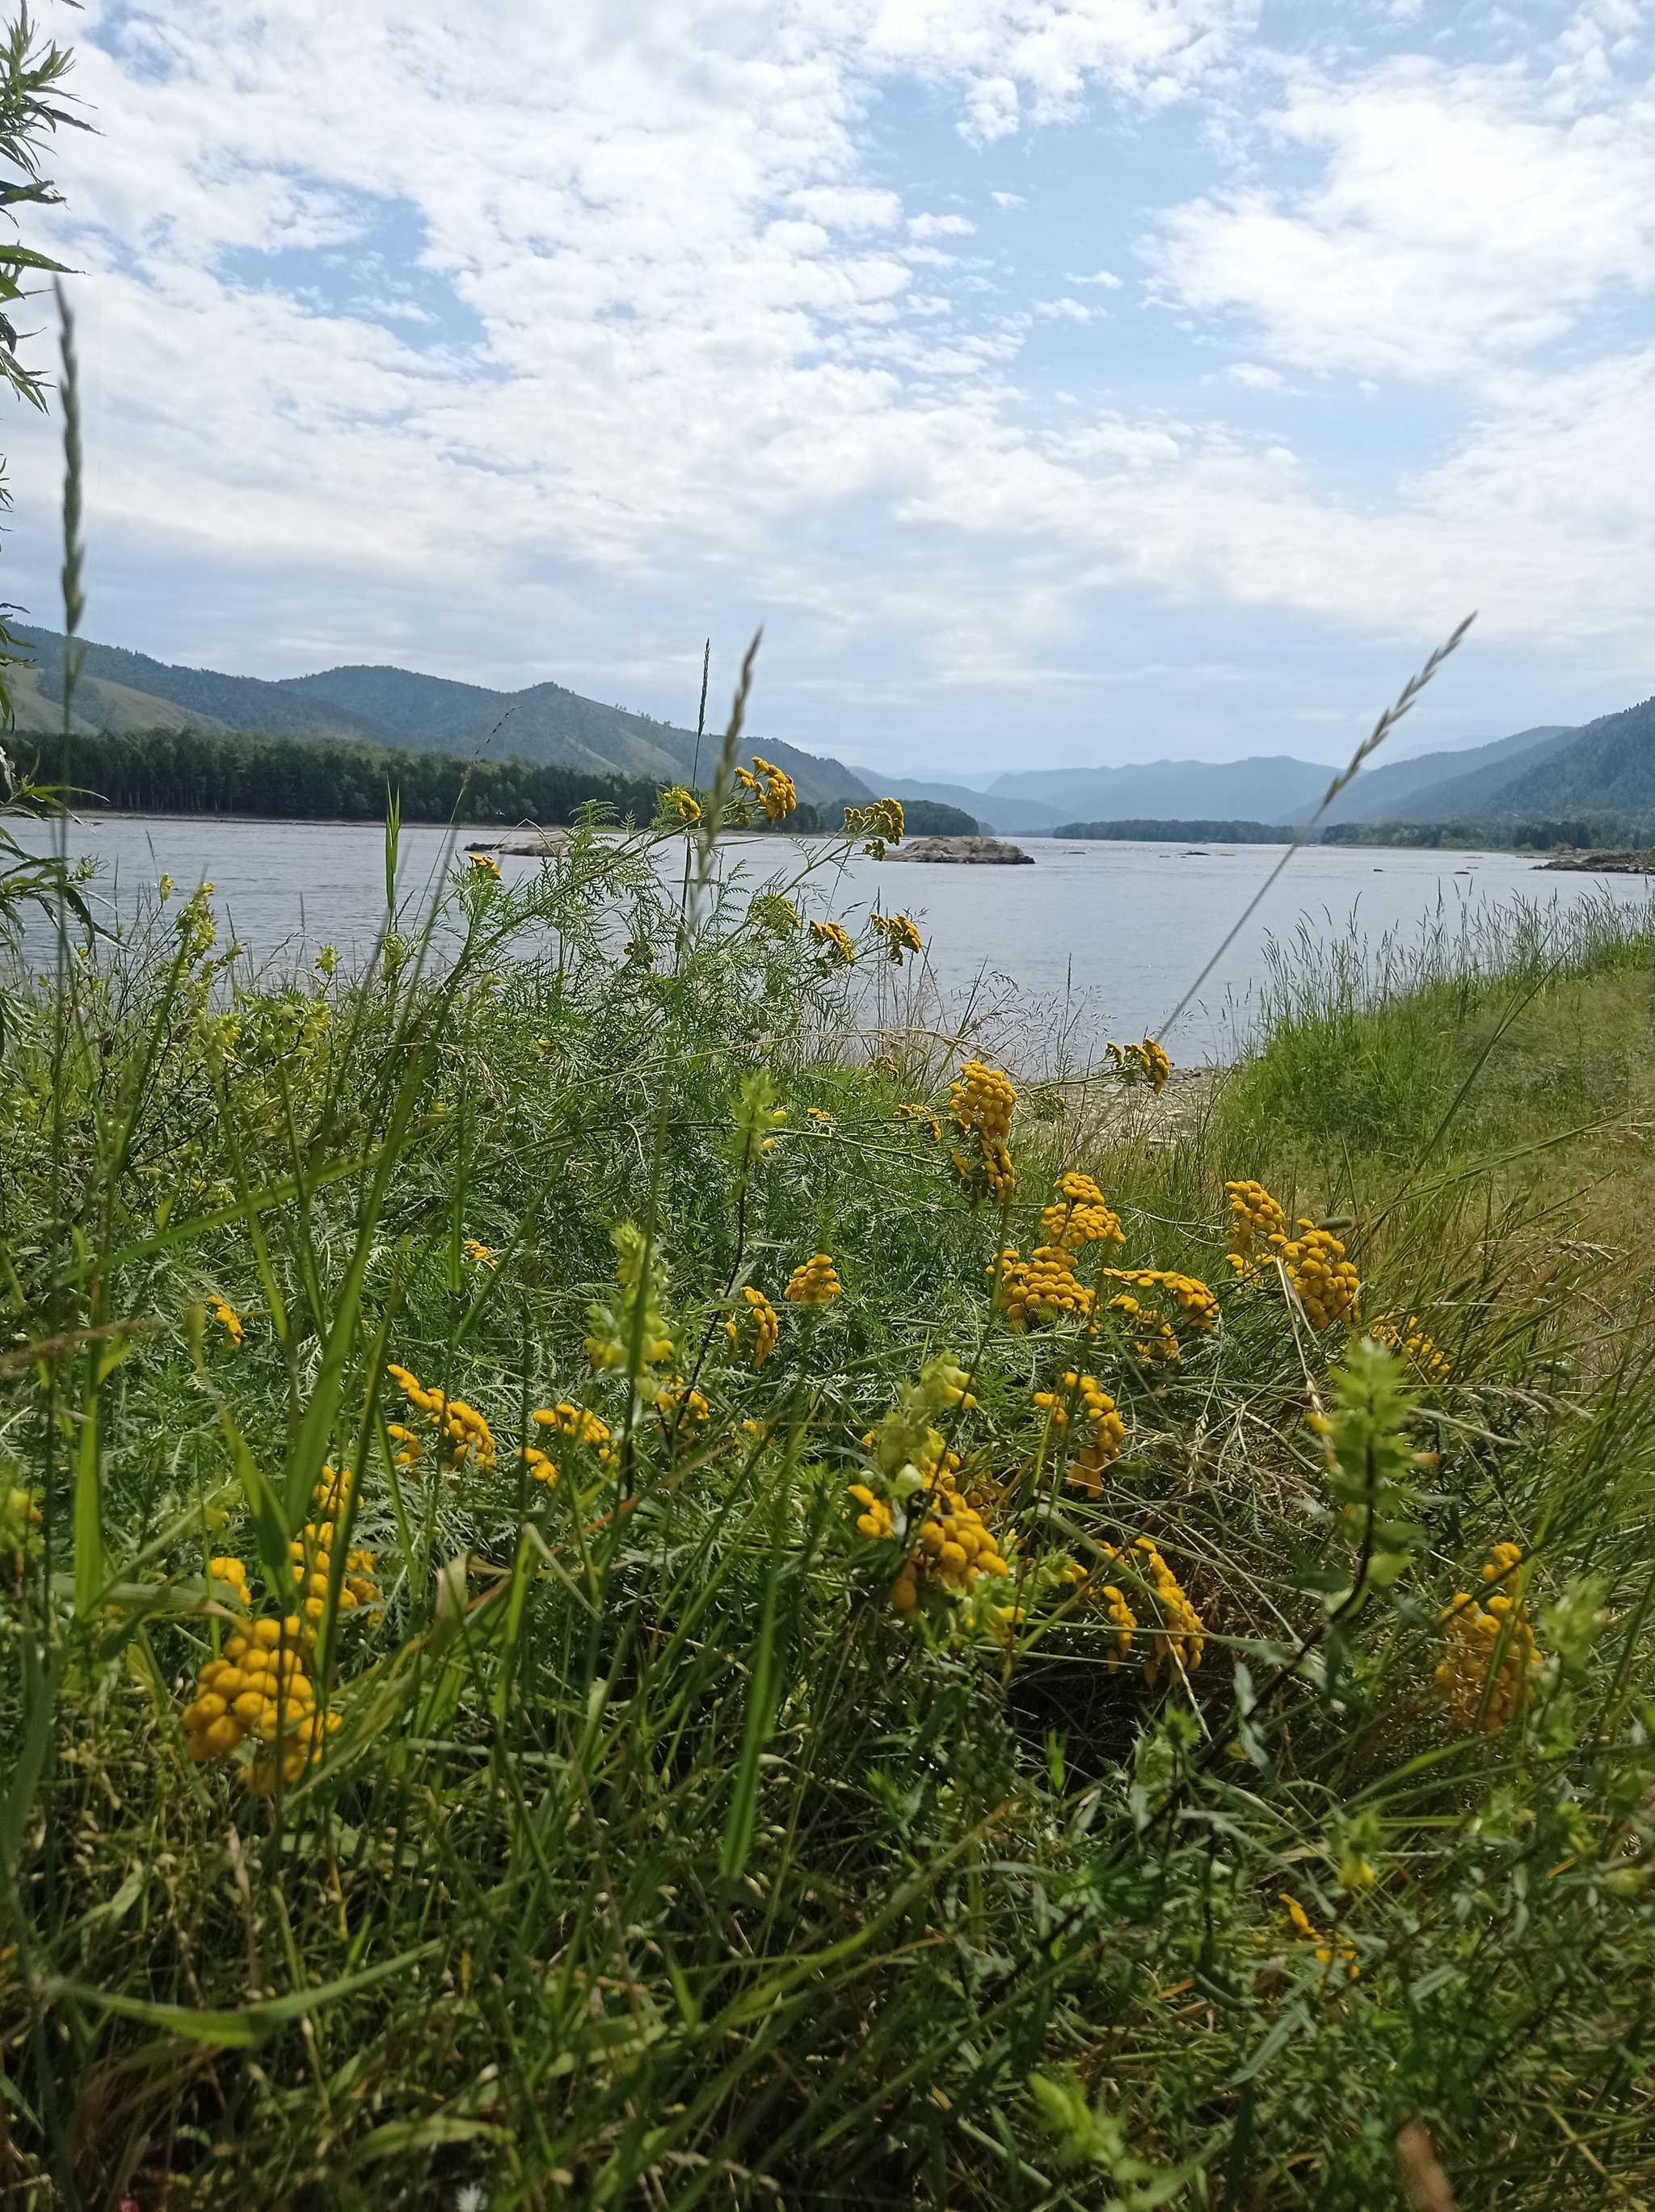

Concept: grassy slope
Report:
left=5, top=828, right=1655, bottom=2208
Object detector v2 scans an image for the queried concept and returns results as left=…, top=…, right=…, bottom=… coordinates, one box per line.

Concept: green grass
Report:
left=6, top=792, right=1655, bottom=2210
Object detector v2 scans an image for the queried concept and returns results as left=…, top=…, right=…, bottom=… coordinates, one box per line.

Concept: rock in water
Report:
left=885, top=835, right=1034, bottom=865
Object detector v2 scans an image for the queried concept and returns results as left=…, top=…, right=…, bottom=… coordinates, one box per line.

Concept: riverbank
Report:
left=6, top=821, right=1655, bottom=2203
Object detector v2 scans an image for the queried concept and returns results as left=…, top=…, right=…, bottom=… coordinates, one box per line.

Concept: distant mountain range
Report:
left=861, top=703, right=1655, bottom=841
left=9, top=627, right=878, bottom=813
left=11, top=625, right=1651, bottom=843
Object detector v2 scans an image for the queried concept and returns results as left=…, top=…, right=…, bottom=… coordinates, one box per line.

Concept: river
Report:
left=12, top=814, right=1651, bottom=1066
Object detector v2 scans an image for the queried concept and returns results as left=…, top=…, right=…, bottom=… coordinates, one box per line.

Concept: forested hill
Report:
left=9, top=626, right=878, bottom=810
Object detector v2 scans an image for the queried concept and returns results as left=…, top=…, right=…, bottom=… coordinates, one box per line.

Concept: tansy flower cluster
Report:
left=661, top=785, right=701, bottom=827
left=785, top=1253, right=841, bottom=1305
left=726, top=1284, right=778, bottom=1367
left=1033, top=1371, right=1126, bottom=1498
left=992, top=1245, right=1096, bottom=1333
left=870, top=911, right=924, bottom=964
left=808, top=919, right=856, bottom=967
left=734, top=755, right=798, bottom=824
left=845, top=1358, right=1019, bottom=1632
left=1099, top=1268, right=1219, bottom=1333
left=896, top=1101, right=942, bottom=1142
left=468, top=853, right=502, bottom=881
left=1370, top=1311, right=1451, bottom=1382
left=1105, top=1294, right=1181, bottom=1366
left=844, top=797, right=904, bottom=858
left=1281, top=1894, right=1358, bottom=1981
left=386, top=1364, right=499, bottom=1472
left=1105, top=1537, right=1204, bottom=1687
left=1273, top=1223, right=1361, bottom=1331
left=1225, top=1179, right=1287, bottom=1270
left=1094, top=1572, right=1137, bottom=1670
left=529, top=1399, right=617, bottom=1483
left=182, top=1614, right=339, bottom=1788
left=1105, top=1038, right=1172, bottom=1094
left=288, top=1466, right=380, bottom=1626
left=207, top=1296, right=244, bottom=1345
left=1041, top=1171, right=1124, bottom=1254
left=1437, top=1543, right=1540, bottom=1732
left=949, top=1060, right=1017, bottom=1205
left=462, top=1238, right=495, bottom=1267
left=655, top=1376, right=710, bottom=1430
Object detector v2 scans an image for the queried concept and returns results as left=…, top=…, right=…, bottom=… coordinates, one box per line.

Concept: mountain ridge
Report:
left=10, top=627, right=878, bottom=811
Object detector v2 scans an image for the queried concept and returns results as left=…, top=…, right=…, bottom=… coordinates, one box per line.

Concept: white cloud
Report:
left=8, top=0, right=1655, bottom=770
left=1151, top=38, right=1655, bottom=380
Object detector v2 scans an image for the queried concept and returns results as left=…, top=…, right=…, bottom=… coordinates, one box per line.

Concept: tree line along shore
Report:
left=6, top=724, right=983, bottom=836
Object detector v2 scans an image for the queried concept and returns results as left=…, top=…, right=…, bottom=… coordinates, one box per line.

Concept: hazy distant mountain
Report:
left=12, top=627, right=878, bottom=812
left=986, top=755, right=1332, bottom=825
left=1295, top=726, right=1576, bottom=826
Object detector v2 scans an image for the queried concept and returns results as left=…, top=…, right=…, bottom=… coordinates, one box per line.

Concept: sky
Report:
left=6, top=0, right=1655, bottom=778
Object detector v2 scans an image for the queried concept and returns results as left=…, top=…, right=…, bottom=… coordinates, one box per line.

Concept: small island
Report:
left=885, top=834, right=1034, bottom=864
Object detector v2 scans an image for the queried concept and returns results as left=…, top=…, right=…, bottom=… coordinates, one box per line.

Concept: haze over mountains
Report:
left=9, top=626, right=1653, bottom=842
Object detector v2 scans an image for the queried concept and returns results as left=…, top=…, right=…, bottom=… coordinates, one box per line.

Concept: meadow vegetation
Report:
left=3, top=666, right=1655, bottom=2210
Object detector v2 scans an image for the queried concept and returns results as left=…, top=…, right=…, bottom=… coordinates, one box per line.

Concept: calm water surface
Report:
left=15, top=815, right=1651, bottom=1062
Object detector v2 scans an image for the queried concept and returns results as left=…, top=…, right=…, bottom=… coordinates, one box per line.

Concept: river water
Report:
left=13, top=814, right=1652, bottom=1065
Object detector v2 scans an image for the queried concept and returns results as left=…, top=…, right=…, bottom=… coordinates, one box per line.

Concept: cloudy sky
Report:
left=6, top=0, right=1655, bottom=777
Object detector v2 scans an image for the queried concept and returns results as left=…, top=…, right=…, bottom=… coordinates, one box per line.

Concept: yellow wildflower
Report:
left=1040, top=1171, right=1124, bottom=1254
left=208, top=1295, right=244, bottom=1346
left=724, top=1283, right=779, bottom=1368
left=182, top=1613, right=339, bottom=1788
left=843, top=796, right=905, bottom=858
left=1097, top=1578, right=1137, bottom=1670
left=870, top=910, right=924, bottom=964
left=386, top=1363, right=499, bottom=1472
left=208, top=1555, right=250, bottom=1608
left=734, top=755, right=798, bottom=824
left=1225, top=1178, right=1287, bottom=1270
left=287, top=1466, right=379, bottom=1627
left=1105, top=1293, right=1181, bottom=1366
left=661, top=784, right=701, bottom=827
left=462, top=1238, right=495, bottom=1266
left=809, top=919, right=857, bottom=967
left=385, top=1421, right=423, bottom=1468
left=1270, top=1222, right=1360, bottom=1330
left=1033, top=1370, right=1126, bottom=1496
left=992, top=1245, right=1095, bottom=1332
left=1098, top=1268, right=1217, bottom=1332
left=1369, top=1311, right=1451, bottom=1382
left=950, top=1060, right=1017, bottom=1205
left=1105, top=1038, right=1172, bottom=1093
left=1105, top=1537, right=1203, bottom=1687
left=469, top=852, right=502, bottom=881
left=895, top=1101, right=942, bottom=1142
left=531, top=1400, right=616, bottom=1467
left=314, top=943, right=339, bottom=978
left=1280, top=1894, right=1358, bottom=1980
left=785, top=1252, right=841, bottom=1305
left=655, top=1375, right=710, bottom=1430
left=1436, top=1543, right=1539, bottom=1732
